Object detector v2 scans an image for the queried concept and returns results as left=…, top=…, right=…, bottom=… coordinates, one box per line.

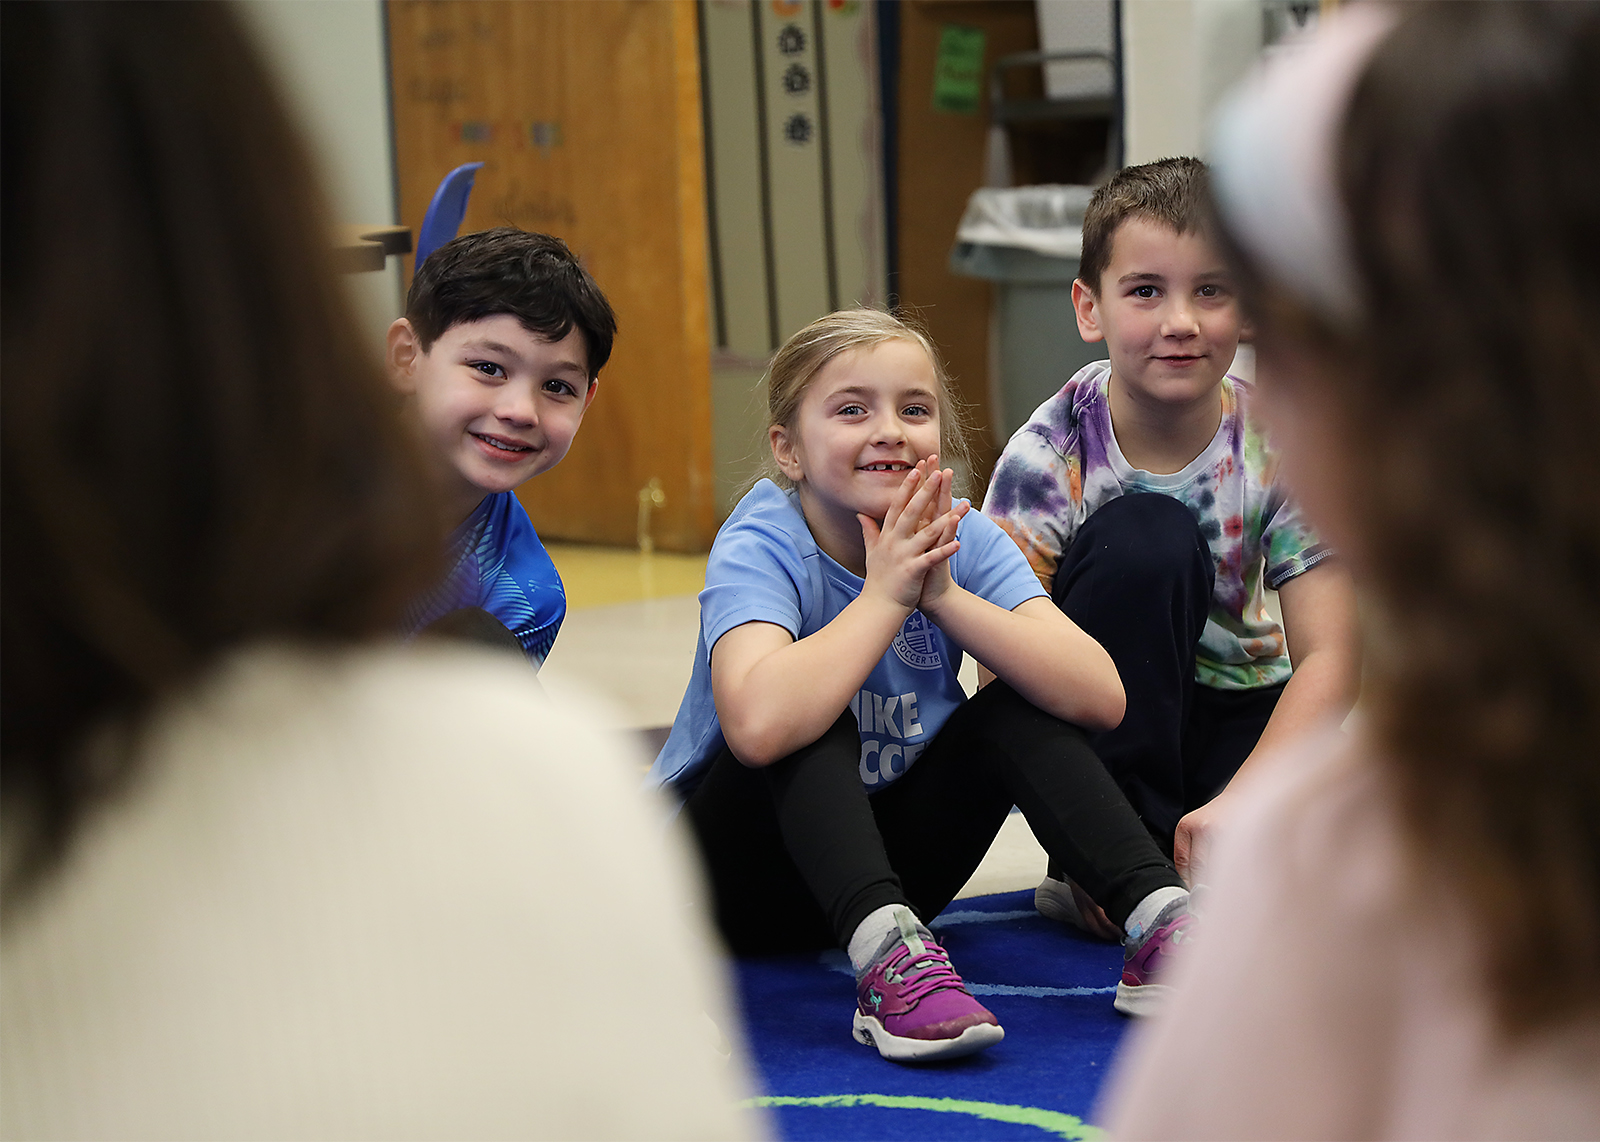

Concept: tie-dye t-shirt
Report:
left=982, top=360, right=1330, bottom=690
left=405, top=490, right=566, bottom=667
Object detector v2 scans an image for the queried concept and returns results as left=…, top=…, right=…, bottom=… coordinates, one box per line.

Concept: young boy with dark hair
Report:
left=983, top=158, right=1361, bottom=935
left=387, top=227, right=618, bottom=667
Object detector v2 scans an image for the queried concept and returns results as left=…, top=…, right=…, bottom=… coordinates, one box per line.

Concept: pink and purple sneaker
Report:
left=1113, top=897, right=1194, bottom=1017
left=852, top=907, right=1004, bottom=1062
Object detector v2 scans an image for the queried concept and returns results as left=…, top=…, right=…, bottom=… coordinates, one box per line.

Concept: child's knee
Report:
left=823, top=707, right=864, bottom=750
left=1055, top=493, right=1213, bottom=600
left=769, top=708, right=865, bottom=779
left=964, top=677, right=1092, bottom=746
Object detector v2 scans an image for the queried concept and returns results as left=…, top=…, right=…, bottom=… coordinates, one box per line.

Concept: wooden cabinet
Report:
left=388, top=0, right=716, bottom=551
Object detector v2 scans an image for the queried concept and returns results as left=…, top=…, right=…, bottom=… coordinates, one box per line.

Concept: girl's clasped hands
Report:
left=857, top=454, right=969, bottom=615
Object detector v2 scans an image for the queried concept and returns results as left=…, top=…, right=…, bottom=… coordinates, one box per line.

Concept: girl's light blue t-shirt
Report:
left=647, top=479, right=1046, bottom=799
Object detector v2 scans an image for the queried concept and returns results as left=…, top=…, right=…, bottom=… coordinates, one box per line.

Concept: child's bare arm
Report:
left=1246, top=561, right=1362, bottom=761
left=923, top=591, right=1125, bottom=733
left=1173, top=561, right=1361, bottom=882
left=710, top=465, right=963, bottom=767
left=709, top=603, right=906, bottom=768
left=926, top=471, right=1121, bottom=730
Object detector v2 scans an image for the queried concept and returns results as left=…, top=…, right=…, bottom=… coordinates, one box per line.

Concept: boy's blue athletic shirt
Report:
left=647, top=479, right=1045, bottom=799
left=405, top=490, right=566, bottom=667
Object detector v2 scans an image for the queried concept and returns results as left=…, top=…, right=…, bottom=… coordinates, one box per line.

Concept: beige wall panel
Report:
left=239, top=0, right=403, bottom=353
left=756, top=3, right=833, bottom=341
left=702, top=1, right=773, bottom=358
left=389, top=0, right=715, bottom=551
left=821, top=1, right=886, bottom=310
left=1122, top=0, right=1259, bottom=164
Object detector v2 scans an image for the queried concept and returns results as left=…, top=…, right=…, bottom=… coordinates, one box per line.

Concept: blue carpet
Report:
left=735, top=890, right=1131, bottom=1140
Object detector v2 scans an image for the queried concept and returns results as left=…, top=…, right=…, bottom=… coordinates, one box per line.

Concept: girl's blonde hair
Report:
left=759, top=308, right=975, bottom=497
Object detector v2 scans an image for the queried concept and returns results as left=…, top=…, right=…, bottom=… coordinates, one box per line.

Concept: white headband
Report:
left=1209, top=4, right=1399, bottom=326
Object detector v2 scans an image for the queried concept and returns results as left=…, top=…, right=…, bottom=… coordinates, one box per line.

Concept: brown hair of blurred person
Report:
left=1221, top=1, right=1600, bottom=1034
left=0, top=2, right=442, bottom=903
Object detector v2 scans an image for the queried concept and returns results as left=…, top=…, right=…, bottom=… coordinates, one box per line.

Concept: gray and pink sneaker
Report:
left=852, top=907, right=1004, bottom=1063
left=1113, top=897, right=1194, bottom=1017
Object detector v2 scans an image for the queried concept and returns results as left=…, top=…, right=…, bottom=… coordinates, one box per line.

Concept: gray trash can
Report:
left=950, top=185, right=1105, bottom=442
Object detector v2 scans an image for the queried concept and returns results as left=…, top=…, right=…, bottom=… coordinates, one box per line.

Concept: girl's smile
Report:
left=769, top=338, right=944, bottom=566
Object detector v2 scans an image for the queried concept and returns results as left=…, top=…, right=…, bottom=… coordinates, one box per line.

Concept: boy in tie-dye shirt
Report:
left=983, top=160, right=1360, bottom=931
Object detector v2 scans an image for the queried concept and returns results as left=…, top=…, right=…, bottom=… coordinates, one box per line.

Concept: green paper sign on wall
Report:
left=932, top=24, right=985, bottom=115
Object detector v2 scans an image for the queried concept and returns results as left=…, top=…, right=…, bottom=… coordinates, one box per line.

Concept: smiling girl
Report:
left=650, top=309, right=1197, bottom=1063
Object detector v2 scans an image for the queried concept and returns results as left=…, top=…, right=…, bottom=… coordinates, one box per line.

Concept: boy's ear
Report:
left=385, top=318, right=422, bottom=394
left=1071, top=279, right=1105, bottom=344
left=581, top=378, right=599, bottom=414
left=769, top=423, right=804, bottom=482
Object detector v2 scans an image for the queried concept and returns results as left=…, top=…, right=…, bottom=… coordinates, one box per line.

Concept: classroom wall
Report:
left=700, top=0, right=889, bottom=514
left=235, top=0, right=403, bottom=351
left=232, top=0, right=1273, bottom=547
left=1121, top=0, right=1260, bottom=164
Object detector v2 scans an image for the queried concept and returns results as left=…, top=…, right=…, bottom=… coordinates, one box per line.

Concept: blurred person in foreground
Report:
left=0, top=4, right=760, bottom=1138
left=1102, top=2, right=1600, bottom=1137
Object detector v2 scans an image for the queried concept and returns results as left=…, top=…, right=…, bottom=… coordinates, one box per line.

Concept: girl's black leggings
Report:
left=684, top=678, right=1183, bottom=954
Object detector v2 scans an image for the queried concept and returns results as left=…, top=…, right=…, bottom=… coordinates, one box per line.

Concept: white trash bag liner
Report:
left=955, top=184, right=1094, bottom=258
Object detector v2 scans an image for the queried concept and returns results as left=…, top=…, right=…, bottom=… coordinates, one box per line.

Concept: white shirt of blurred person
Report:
left=2, top=644, right=765, bottom=1140
left=0, top=2, right=761, bottom=1125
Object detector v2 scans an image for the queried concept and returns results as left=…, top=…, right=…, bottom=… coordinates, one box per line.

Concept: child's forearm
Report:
left=1174, top=566, right=1361, bottom=882
left=923, top=588, right=1124, bottom=731
left=1233, top=562, right=1362, bottom=781
left=712, top=593, right=911, bottom=767
left=1235, top=644, right=1359, bottom=779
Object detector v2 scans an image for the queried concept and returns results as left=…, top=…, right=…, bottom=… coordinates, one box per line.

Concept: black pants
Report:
left=1053, top=494, right=1283, bottom=854
left=685, top=678, right=1182, bottom=954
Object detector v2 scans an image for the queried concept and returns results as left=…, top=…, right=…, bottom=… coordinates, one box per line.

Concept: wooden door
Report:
left=388, top=0, right=716, bottom=551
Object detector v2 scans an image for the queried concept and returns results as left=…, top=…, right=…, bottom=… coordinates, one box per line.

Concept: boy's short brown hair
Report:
left=1078, top=157, right=1212, bottom=293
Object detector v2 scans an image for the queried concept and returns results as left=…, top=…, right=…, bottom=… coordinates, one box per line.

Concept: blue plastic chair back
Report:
left=414, top=161, right=485, bottom=269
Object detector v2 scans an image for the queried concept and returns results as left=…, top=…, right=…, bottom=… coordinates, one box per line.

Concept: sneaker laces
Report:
left=1130, top=910, right=1195, bottom=972
left=1162, top=912, right=1195, bottom=945
left=878, top=909, right=970, bottom=1006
